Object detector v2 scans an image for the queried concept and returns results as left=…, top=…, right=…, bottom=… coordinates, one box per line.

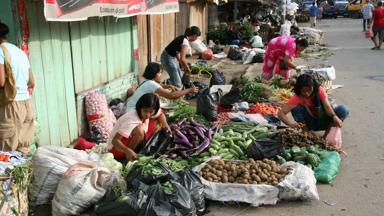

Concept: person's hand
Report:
left=332, top=116, right=343, bottom=128
left=295, top=65, right=304, bottom=71
left=290, top=122, right=305, bottom=129
left=189, top=87, right=199, bottom=94
left=168, top=85, right=178, bottom=92
left=28, top=88, right=34, bottom=96
left=125, top=150, right=138, bottom=161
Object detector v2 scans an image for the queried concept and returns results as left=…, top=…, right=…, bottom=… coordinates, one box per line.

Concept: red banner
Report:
left=44, top=0, right=179, bottom=21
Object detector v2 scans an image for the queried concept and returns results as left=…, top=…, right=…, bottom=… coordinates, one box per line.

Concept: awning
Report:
left=44, top=0, right=179, bottom=22
left=187, top=0, right=228, bottom=5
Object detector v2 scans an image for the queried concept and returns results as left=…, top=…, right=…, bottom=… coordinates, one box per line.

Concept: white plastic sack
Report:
left=30, top=147, right=88, bottom=206
left=193, top=158, right=279, bottom=206
left=42, top=146, right=89, bottom=160
left=243, top=50, right=257, bottom=64
left=52, top=162, right=125, bottom=216
left=301, top=65, right=336, bottom=80
left=190, top=39, right=208, bottom=54
left=278, top=162, right=319, bottom=201
left=193, top=159, right=319, bottom=206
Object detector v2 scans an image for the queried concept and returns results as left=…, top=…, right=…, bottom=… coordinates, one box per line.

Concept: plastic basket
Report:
left=190, top=70, right=212, bottom=86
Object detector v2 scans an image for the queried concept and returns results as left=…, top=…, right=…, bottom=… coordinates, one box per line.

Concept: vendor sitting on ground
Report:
left=231, top=27, right=249, bottom=45
left=109, top=93, right=167, bottom=161
left=262, top=36, right=308, bottom=80
left=277, top=74, right=349, bottom=134
left=125, top=62, right=198, bottom=113
left=249, top=31, right=264, bottom=48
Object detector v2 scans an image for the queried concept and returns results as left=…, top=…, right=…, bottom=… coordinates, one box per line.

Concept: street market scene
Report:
left=0, top=0, right=384, bottom=215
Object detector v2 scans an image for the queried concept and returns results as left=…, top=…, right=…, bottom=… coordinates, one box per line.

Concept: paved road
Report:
left=208, top=18, right=384, bottom=216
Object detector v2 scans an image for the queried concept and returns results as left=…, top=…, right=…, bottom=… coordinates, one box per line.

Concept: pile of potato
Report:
left=199, top=159, right=289, bottom=185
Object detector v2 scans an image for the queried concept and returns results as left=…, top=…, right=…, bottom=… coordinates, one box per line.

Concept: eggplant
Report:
left=195, top=138, right=210, bottom=155
left=177, top=118, right=187, bottom=127
left=207, top=129, right=213, bottom=140
left=176, top=149, right=188, bottom=159
left=168, top=153, right=178, bottom=159
left=193, top=127, right=206, bottom=140
left=190, top=118, right=206, bottom=128
left=174, top=129, right=193, bottom=148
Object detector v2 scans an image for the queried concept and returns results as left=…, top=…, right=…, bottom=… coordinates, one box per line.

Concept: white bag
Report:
left=190, top=39, right=208, bottom=54
left=242, top=50, right=256, bottom=65
left=30, top=147, right=88, bottom=206
left=193, top=159, right=319, bottom=206
left=278, top=162, right=319, bottom=201
left=193, top=158, right=279, bottom=206
left=52, top=162, right=125, bottom=216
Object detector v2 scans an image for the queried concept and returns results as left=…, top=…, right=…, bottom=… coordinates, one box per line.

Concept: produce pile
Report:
left=276, top=145, right=322, bottom=169
left=213, top=113, right=231, bottom=126
left=199, top=159, right=289, bottom=185
left=168, top=101, right=209, bottom=126
left=167, top=119, right=216, bottom=159
left=279, top=128, right=326, bottom=148
left=245, top=103, right=281, bottom=115
left=187, top=123, right=270, bottom=167
left=241, top=82, right=273, bottom=103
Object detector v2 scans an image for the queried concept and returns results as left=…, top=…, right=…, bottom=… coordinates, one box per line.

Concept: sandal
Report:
left=371, top=47, right=378, bottom=50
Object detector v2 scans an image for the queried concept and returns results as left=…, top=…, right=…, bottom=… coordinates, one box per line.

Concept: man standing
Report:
left=309, top=2, right=318, bottom=28
left=0, top=22, right=35, bottom=153
left=362, top=0, right=374, bottom=32
left=371, top=2, right=384, bottom=50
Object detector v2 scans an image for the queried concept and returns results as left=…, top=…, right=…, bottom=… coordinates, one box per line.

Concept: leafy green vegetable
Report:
left=241, top=82, right=273, bottom=103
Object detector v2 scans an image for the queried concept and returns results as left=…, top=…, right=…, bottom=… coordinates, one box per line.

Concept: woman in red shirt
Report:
left=371, top=2, right=384, bottom=50
left=278, top=74, right=349, bottom=132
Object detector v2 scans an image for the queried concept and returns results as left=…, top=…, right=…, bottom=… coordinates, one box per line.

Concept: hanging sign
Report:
left=44, top=0, right=179, bottom=21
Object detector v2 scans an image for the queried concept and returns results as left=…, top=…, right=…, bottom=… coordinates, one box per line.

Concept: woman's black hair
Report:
left=294, top=74, right=324, bottom=108
left=136, top=93, right=160, bottom=119
left=143, top=62, right=162, bottom=80
left=0, top=22, right=9, bottom=39
left=294, top=74, right=319, bottom=96
left=185, top=26, right=201, bottom=37
left=295, top=37, right=309, bottom=48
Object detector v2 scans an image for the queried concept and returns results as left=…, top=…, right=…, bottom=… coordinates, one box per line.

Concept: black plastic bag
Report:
left=210, top=70, right=226, bottom=86
left=140, top=128, right=173, bottom=157
left=125, top=162, right=175, bottom=187
left=227, top=48, right=243, bottom=60
left=196, top=88, right=217, bottom=122
left=139, top=183, right=183, bottom=216
left=246, top=138, right=283, bottom=160
left=83, top=126, right=104, bottom=144
left=165, top=181, right=196, bottom=216
left=220, top=88, right=241, bottom=109
left=252, top=53, right=265, bottom=63
left=178, top=170, right=205, bottom=216
left=95, top=187, right=148, bottom=216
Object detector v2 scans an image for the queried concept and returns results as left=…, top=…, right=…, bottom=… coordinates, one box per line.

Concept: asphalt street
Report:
left=207, top=18, right=384, bottom=216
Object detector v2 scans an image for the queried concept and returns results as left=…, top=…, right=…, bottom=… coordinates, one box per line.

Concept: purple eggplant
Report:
left=193, top=127, right=206, bottom=140
left=177, top=118, right=187, bottom=127
left=168, top=153, right=178, bottom=159
left=176, top=149, right=188, bottom=159
left=207, top=129, right=213, bottom=140
left=190, top=118, right=206, bottom=128
left=195, top=138, right=210, bottom=155
left=174, top=129, right=193, bottom=148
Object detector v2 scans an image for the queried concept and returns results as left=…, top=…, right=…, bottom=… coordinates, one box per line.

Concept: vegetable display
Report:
left=168, top=101, right=209, bottom=126
left=276, top=145, right=322, bottom=169
left=245, top=103, right=281, bottom=115
left=213, top=113, right=231, bottom=126
left=279, top=128, right=326, bottom=148
left=167, top=119, right=216, bottom=159
left=198, top=159, right=289, bottom=185
left=241, top=82, right=273, bottom=103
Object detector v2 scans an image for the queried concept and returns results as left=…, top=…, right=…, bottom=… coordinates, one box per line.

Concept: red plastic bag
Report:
left=326, top=127, right=342, bottom=149
left=201, top=48, right=213, bottom=60
left=365, top=28, right=373, bottom=38
left=74, top=137, right=96, bottom=150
